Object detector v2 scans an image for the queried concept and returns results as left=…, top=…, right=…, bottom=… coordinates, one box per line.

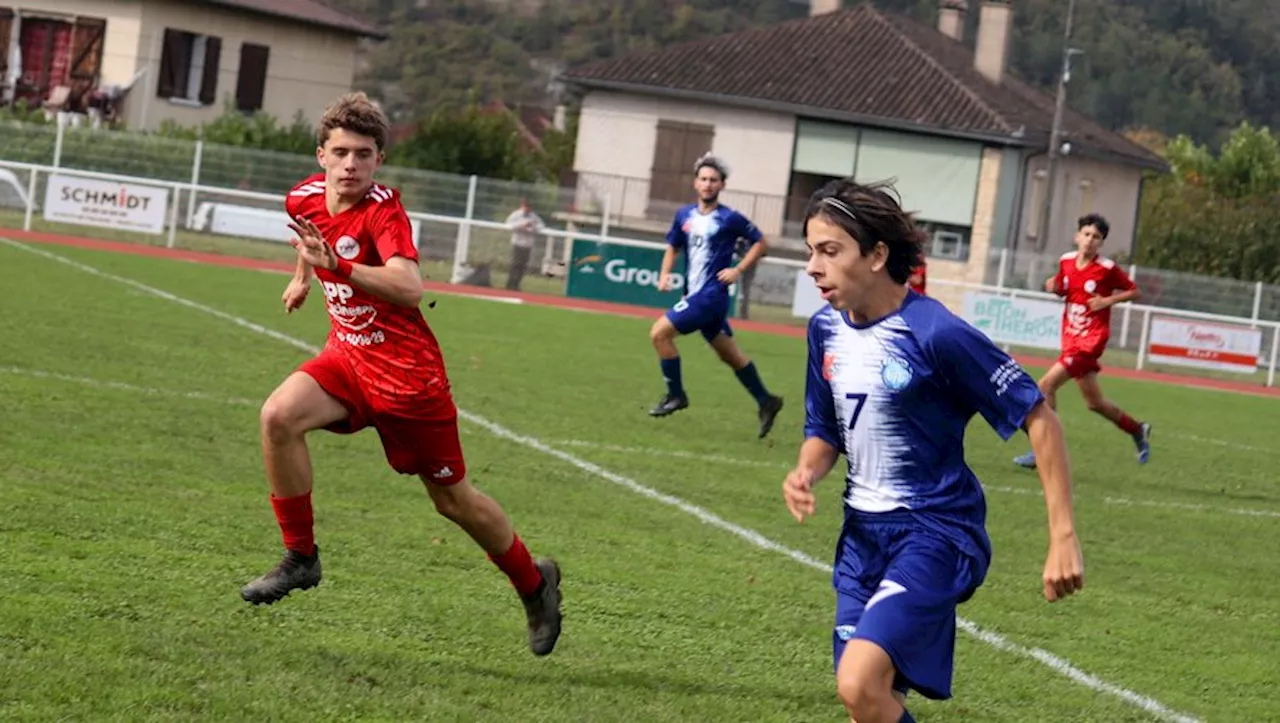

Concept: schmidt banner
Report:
left=44, top=174, right=169, bottom=235
left=961, top=291, right=1062, bottom=351
left=566, top=238, right=737, bottom=312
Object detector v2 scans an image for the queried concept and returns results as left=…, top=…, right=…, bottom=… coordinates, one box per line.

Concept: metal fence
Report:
left=3, top=118, right=1279, bottom=388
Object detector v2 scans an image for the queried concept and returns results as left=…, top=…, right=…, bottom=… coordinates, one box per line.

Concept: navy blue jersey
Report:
left=804, top=292, right=1044, bottom=567
left=666, top=204, right=763, bottom=297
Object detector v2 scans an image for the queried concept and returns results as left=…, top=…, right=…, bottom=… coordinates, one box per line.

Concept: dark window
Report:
left=157, top=28, right=221, bottom=105
left=235, top=43, right=269, bottom=112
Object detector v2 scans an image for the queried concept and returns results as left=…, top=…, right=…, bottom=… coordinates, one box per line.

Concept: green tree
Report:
left=1135, top=123, right=1280, bottom=284
left=387, top=102, right=537, bottom=181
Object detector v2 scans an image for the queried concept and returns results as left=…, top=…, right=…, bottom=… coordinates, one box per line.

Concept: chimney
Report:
left=810, top=0, right=841, bottom=16
left=938, top=0, right=967, bottom=42
left=974, top=1, right=1012, bottom=83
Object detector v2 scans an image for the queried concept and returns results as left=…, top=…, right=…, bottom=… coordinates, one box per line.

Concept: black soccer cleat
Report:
left=521, top=558, right=563, bottom=656
left=648, top=393, right=689, bottom=417
left=757, top=394, right=785, bottom=439
left=240, top=547, right=322, bottom=605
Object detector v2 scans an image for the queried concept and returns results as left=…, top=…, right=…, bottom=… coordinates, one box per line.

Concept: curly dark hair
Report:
left=317, top=92, right=389, bottom=150
left=802, top=179, right=928, bottom=285
left=1077, top=212, right=1110, bottom=239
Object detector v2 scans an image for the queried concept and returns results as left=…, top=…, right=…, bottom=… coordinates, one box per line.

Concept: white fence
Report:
left=1, top=159, right=1277, bottom=388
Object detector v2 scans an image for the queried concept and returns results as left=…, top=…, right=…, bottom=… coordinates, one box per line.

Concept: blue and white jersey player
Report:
left=783, top=179, right=1086, bottom=723
left=648, top=153, right=784, bottom=439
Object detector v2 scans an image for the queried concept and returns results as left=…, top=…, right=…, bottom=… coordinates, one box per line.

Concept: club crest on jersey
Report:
left=335, top=235, right=360, bottom=260
left=880, top=356, right=913, bottom=391
left=1084, top=279, right=1098, bottom=294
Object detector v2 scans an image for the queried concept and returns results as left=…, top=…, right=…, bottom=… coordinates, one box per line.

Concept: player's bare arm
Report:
left=657, top=245, right=680, bottom=292
left=289, top=217, right=424, bottom=308
left=281, top=255, right=314, bottom=314
left=783, top=437, right=839, bottom=523
left=1088, top=286, right=1140, bottom=312
left=718, top=235, right=769, bottom=285
left=1022, top=401, right=1085, bottom=602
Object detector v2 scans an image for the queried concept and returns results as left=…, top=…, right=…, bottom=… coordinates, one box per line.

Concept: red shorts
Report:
left=298, top=351, right=466, bottom=484
left=1057, top=350, right=1101, bottom=379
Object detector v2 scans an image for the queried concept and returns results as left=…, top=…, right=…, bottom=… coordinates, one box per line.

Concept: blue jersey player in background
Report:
left=648, top=153, right=785, bottom=439
left=782, top=179, right=1085, bottom=723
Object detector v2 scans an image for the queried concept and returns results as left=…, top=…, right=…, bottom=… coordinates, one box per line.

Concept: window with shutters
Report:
left=649, top=120, right=714, bottom=208
left=235, top=43, right=269, bottom=112
left=157, top=28, right=221, bottom=106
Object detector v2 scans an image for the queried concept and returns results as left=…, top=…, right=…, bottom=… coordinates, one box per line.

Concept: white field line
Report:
left=2, top=237, right=1202, bottom=723
left=0, top=365, right=258, bottom=407
left=553, top=440, right=1280, bottom=522
left=1166, top=432, right=1274, bottom=455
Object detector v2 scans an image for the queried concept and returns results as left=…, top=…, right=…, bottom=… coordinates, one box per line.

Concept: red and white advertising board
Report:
left=1147, top=316, right=1262, bottom=374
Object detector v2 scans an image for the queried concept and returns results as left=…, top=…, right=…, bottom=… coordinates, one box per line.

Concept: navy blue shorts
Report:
left=665, top=291, right=732, bottom=342
left=831, top=511, right=986, bottom=700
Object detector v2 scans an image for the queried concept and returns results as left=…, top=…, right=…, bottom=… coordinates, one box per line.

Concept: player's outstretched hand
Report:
left=1044, top=276, right=1059, bottom=294
left=288, top=217, right=337, bottom=271
left=282, top=277, right=310, bottom=314
left=1042, top=532, right=1085, bottom=602
left=782, top=468, right=817, bottom=523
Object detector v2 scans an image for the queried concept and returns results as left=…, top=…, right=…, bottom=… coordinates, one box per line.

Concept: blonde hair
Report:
left=317, top=92, right=389, bottom=150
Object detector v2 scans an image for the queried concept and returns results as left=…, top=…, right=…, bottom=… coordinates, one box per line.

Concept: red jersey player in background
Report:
left=239, top=93, right=563, bottom=657
left=1013, top=213, right=1151, bottom=470
left=907, top=253, right=927, bottom=294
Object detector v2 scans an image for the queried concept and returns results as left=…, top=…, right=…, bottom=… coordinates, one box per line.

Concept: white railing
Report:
left=3, top=159, right=1277, bottom=388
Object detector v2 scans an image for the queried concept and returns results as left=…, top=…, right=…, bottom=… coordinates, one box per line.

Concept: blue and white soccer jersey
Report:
left=804, top=292, right=1043, bottom=699
left=664, top=204, right=763, bottom=341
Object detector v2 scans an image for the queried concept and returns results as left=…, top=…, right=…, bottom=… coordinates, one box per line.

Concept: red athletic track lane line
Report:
left=8, top=228, right=1280, bottom=400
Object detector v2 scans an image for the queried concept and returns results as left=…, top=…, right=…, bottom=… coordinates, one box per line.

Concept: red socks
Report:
left=271, top=493, right=539, bottom=595
left=1116, top=413, right=1143, bottom=436
left=271, top=492, right=316, bottom=556
left=489, top=534, right=543, bottom=597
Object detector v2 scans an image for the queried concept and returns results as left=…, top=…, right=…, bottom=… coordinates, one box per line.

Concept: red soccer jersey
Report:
left=286, top=173, right=451, bottom=418
left=908, top=260, right=927, bottom=295
left=1052, top=251, right=1136, bottom=355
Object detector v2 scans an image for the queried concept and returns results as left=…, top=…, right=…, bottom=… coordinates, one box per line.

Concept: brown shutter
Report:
left=70, top=18, right=106, bottom=79
left=157, top=29, right=185, bottom=97
left=198, top=36, right=221, bottom=105
left=649, top=120, right=715, bottom=205
left=0, top=9, right=14, bottom=78
left=235, top=43, right=269, bottom=112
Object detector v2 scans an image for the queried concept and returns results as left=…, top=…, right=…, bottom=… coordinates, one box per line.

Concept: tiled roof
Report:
left=204, top=0, right=387, bottom=39
left=561, top=3, right=1163, bottom=170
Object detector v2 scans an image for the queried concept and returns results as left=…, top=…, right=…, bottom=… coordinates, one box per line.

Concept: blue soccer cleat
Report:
left=1134, top=422, right=1152, bottom=464
left=1012, top=451, right=1037, bottom=469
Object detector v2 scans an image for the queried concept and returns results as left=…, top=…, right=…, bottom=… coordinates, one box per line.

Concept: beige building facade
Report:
left=0, top=0, right=382, bottom=131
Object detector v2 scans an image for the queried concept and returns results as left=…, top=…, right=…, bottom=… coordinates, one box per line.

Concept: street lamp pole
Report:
left=1036, top=0, right=1079, bottom=253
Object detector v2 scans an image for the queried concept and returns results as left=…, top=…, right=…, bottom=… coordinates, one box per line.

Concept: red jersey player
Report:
left=239, top=93, right=562, bottom=657
left=1013, top=213, right=1151, bottom=470
left=907, top=255, right=927, bottom=295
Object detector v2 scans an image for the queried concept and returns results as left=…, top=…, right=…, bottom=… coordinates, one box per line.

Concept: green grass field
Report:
left=1, top=238, right=1277, bottom=722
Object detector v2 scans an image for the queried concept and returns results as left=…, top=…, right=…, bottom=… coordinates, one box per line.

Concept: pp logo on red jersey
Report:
left=1084, top=280, right=1097, bottom=294
left=335, top=235, right=360, bottom=260
left=322, top=281, right=354, bottom=304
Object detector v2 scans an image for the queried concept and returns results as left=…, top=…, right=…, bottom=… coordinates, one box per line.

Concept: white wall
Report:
left=574, top=90, right=795, bottom=234
left=1020, top=154, right=1144, bottom=258
left=129, top=0, right=358, bottom=131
